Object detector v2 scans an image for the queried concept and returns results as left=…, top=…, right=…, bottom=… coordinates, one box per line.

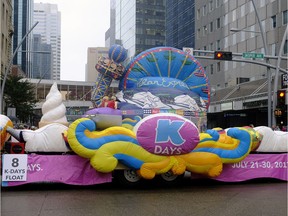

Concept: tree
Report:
left=3, top=74, right=38, bottom=122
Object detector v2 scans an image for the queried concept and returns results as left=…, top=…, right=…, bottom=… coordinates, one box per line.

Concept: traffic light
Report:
left=277, top=90, right=286, bottom=108
left=214, top=51, right=233, bottom=61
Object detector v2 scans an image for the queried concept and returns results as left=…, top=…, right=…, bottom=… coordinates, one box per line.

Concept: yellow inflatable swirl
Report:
left=67, top=118, right=186, bottom=179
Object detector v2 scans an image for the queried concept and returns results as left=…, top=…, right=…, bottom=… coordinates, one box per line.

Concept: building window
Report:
left=197, top=9, right=200, bottom=19
left=240, top=4, right=245, bottom=17
left=284, top=40, right=288, bottom=54
left=209, top=43, right=213, bottom=51
left=223, top=14, right=228, bottom=26
left=197, top=28, right=201, bottom=39
left=283, top=10, right=288, bottom=25
left=209, top=1, right=213, bottom=12
left=232, top=34, right=236, bottom=46
left=271, top=43, right=276, bottom=56
left=232, top=9, right=236, bottom=22
left=216, top=40, right=221, bottom=50
left=224, top=61, right=228, bottom=71
left=217, top=62, right=221, bottom=72
left=203, top=5, right=207, bottom=16
left=248, top=1, right=253, bottom=13
left=203, top=26, right=207, bottom=36
left=216, top=0, right=220, bottom=8
left=210, top=64, right=214, bottom=75
left=210, top=22, right=213, bottom=32
left=271, top=15, right=276, bottom=28
left=216, top=18, right=221, bottom=29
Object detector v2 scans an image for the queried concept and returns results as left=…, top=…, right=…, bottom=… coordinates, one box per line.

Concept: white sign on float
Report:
left=183, top=47, right=194, bottom=56
left=2, top=154, right=28, bottom=181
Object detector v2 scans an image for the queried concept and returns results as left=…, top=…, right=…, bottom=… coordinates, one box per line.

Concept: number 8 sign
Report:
left=2, top=154, right=28, bottom=181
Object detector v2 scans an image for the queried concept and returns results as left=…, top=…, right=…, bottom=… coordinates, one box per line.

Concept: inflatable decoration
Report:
left=2, top=82, right=71, bottom=153
left=133, top=113, right=199, bottom=155
left=83, top=107, right=122, bottom=130
left=67, top=117, right=180, bottom=179
left=194, top=127, right=258, bottom=163
left=108, top=44, right=128, bottom=63
left=2, top=46, right=287, bottom=186
left=66, top=113, right=257, bottom=179
left=118, top=47, right=210, bottom=111
left=253, top=126, right=288, bottom=152
left=91, top=44, right=128, bottom=107
left=6, top=123, right=70, bottom=152
left=39, top=82, right=69, bottom=128
left=122, top=116, right=142, bottom=130
left=0, top=114, right=13, bottom=149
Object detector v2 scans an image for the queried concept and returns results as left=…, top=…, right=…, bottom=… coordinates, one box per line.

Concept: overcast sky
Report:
left=34, top=0, right=110, bottom=81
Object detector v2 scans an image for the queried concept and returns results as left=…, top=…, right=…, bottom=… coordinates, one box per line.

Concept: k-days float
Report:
left=1, top=46, right=287, bottom=187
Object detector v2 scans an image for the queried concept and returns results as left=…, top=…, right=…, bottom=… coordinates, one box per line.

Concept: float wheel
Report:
left=157, top=171, right=185, bottom=185
left=113, top=169, right=142, bottom=186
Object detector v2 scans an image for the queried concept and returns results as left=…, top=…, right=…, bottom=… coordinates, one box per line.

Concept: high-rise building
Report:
left=195, top=0, right=288, bottom=90
left=166, top=0, right=195, bottom=49
left=86, top=47, right=109, bottom=82
left=0, top=0, right=13, bottom=76
left=32, top=34, right=51, bottom=79
left=114, top=0, right=166, bottom=61
left=105, top=0, right=116, bottom=47
left=33, top=3, right=61, bottom=80
left=12, top=0, right=34, bottom=77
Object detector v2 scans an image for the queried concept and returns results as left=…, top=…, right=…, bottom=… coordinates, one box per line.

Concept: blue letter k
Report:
left=155, top=119, right=185, bottom=145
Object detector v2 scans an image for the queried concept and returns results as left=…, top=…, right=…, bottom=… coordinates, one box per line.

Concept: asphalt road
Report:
left=1, top=178, right=287, bottom=216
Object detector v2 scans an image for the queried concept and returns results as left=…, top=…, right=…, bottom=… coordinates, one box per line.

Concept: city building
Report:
left=0, top=0, right=13, bottom=77
left=32, top=34, right=52, bottom=79
left=194, top=0, right=287, bottom=128
left=208, top=75, right=285, bottom=128
left=166, top=0, right=195, bottom=49
left=85, top=47, right=109, bottom=82
left=195, top=0, right=287, bottom=89
left=105, top=0, right=117, bottom=47
left=33, top=2, right=61, bottom=80
left=113, top=0, right=166, bottom=61
left=12, top=0, right=34, bottom=77
left=30, top=79, right=94, bottom=124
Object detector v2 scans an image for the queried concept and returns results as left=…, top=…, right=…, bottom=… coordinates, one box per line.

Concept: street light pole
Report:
left=272, top=25, right=288, bottom=126
left=0, top=21, right=39, bottom=114
left=251, top=0, right=272, bottom=127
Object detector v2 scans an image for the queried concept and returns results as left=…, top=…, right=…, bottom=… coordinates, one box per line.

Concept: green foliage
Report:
left=2, top=74, right=38, bottom=122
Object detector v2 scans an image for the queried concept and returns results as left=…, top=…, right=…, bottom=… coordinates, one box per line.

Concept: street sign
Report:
left=242, top=52, right=264, bottom=59
left=281, top=74, right=288, bottom=89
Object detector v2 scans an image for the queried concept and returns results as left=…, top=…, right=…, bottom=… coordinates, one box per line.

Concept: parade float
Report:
left=1, top=46, right=287, bottom=187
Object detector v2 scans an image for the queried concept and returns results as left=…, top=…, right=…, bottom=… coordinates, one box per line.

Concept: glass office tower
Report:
left=166, top=0, right=195, bottom=49
left=115, top=0, right=166, bottom=61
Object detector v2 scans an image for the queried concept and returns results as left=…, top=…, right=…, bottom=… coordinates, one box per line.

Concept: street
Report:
left=1, top=178, right=287, bottom=216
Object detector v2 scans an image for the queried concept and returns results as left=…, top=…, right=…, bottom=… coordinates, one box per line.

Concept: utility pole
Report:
left=251, top=0, right=272, bottom=127
left=0, top=21, right=39, bottom=114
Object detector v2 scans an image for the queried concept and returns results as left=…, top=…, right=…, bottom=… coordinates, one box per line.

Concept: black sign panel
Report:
left=282, top=74, right=288, bottom=89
